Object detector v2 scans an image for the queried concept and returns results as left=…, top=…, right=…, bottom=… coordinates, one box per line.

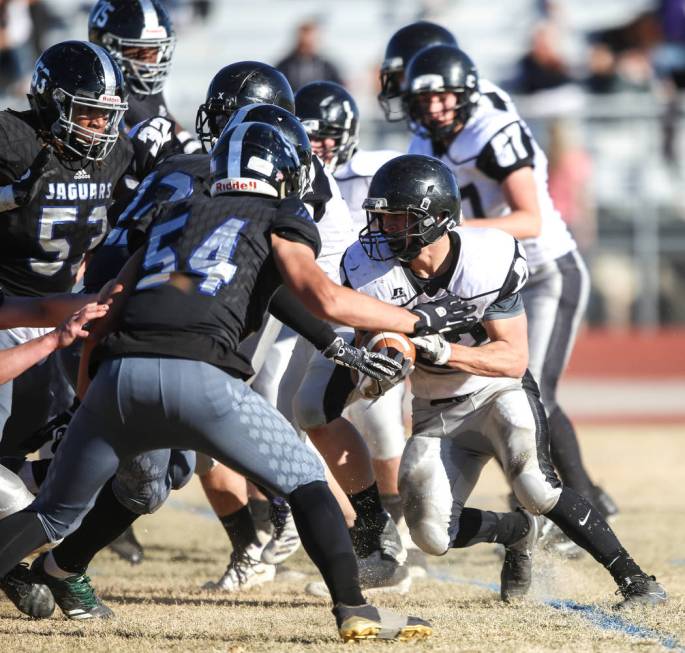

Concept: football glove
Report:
left=411, top=333, right=452, bottom=365
left=323, top=336, right=403, bottom=382
left=356, top=348, right=413, bottom=400
left=411, top=295, right=478, bottom=337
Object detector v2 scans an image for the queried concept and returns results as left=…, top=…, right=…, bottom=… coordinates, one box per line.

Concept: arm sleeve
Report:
left=268, top=286, right=337, bottom=351
left=476, top=121, right=535, bottom=182
left=272, top=196, right=322, bottom=257
left=483, top=292, right=524, bottom=320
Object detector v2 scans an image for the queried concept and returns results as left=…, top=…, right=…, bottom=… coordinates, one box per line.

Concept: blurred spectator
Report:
left=546, top=119, right=596, bottom=251
left=513, top=21, right=574, bottom=94
left=0, top=0, right=35, bottom=96
left=585, top=12, right=660, bottom=94
left=276, top=20, right=343, bottom=91
left=653, top=0, right=685, bottom=88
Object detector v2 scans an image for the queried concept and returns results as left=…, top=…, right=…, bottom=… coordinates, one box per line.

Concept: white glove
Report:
left=410, top=334, right=452, bottom=366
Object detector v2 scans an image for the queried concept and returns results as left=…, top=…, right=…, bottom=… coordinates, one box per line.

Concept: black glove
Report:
left=323, top=336, right=403, bottom=382
left=21, top=397, right=79, bottom=456
left=411, top=295, right=478, bottom=337
left=12, top=145, right=53, bottom=207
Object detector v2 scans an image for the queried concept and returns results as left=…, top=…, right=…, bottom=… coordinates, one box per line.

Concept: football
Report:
left=357, top=330, right=416, bottom=366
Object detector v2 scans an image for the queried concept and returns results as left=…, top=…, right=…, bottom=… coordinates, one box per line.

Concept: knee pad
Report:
left=168, top=450, right=195, bottom=490
left=293, top=386, right=328, bottom=431
left=401, top=495, right=451, bottom=556
left=194, top=452, right=216, bottom=477
left=112, top=452, right=173, bottom=515
left=511, top=471, right=562, bottom=515
left=0, top=464, right=34, bottom=520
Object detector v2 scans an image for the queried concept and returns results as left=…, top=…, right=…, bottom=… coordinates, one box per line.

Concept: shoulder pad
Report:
left=335, top=149, right=403, bottom=180
left=452, top=227, right=520, bottom=300
left=341, top=241, right=397, bottom=300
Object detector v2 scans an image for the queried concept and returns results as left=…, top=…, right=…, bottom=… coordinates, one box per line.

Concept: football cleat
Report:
left=202, top=544, right=276, bottom=592
left=615, top=574, right=667, bottom=609
left=261, top=498, right=301, bottom=565
left=0, top=563, right=55, bottom=618
left=31, top=554, right=113, bottom=619
left=108, top=526, right=144, bottom=565
left=333, top=603, right=432, bottom=642
left=500, top=510, right=540, bottom=602
left=538, top=517, right=585, bottom=559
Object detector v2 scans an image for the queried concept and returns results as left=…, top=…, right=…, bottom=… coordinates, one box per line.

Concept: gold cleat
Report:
left=334, top=604, right=433, bottom=642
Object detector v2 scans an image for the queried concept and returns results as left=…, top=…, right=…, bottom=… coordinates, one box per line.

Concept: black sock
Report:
left=52, top=478, right=139, bottom=575
left=248, top=497, right=271, bottom=535
left=290, top=481, right=364, bottom=606
left=219, top=505, right=259, bottom=553
left=548, top=407, right=595, bottom=500
left=546, top=487, right=642, bottom=584
left=452, top=508, right=529, bottom=548
left=347, top=483, right=386, bottom=558
left=0, top=512, right=49, bottom=578
left=381, top=494, right=403, bottom=524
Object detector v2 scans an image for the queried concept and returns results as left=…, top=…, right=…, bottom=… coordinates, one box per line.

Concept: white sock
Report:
left=42, top=551, right=74, bottom=579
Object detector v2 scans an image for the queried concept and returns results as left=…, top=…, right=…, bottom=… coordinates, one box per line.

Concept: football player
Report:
left=0, top=39, right=131, bottom=454
left=294, top=80, right=418, bottom=569
left=342, top=153, right=666, bottom=608
left=399, top=43, right=618, bottom=541
left=0, top=122, right=476, bottom=641
left=88, top=0, right=200, bottom=152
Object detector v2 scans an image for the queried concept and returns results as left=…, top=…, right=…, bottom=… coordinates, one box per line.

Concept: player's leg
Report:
left=0, top=464, right=55, bottom=618
left=158, top=357, right=431, bottom=641
left=294, top=342, right=408, bottom=592
left=523, top=253, right=602, bottom=504
left=489, top=373, right=666, bottom=607
left=198, top=459, right=277, bottom=591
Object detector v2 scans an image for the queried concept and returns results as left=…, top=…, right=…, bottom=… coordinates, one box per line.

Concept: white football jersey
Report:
left=408, top=80, right=575, bottom=269
left=342, top=226, right=528, bottom=398
left=304, top=156, right=357, bottom=284
left=334, top=149, right=402, bottom=232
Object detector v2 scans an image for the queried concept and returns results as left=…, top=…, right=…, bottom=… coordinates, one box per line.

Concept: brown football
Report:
left=357, top=331, right=416, bottom=365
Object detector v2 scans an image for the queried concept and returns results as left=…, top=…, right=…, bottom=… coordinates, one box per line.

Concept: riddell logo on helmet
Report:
left=98, top=94, right=121, bottom=105
left=215, top=179, right=258, bottom=192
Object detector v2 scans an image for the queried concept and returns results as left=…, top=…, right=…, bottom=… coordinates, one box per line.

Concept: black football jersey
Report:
left=0, top=110, right=132, bottom=296
left=84, top=152, right=209, bottom=292
left=124, top=92, right=172, bottom=130
left=98, top=191, right=321, bottom=374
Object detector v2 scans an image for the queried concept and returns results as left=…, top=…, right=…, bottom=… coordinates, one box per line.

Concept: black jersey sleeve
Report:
left=268, top=286, right=336, bottom=351
left=496, top=239, right=529, bottom=303
left=0, top=110, right=39, bottom=182
left=128, top=116, right=186, bottom=181
left=476, top=121, right=535, bottom=182
left=302, top=156, right=332, bottom=221
left=273, top=196, right=322, bottom=257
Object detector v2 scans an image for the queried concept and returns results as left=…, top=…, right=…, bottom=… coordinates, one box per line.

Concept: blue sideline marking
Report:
left=433, top=570, right=684, bottom=652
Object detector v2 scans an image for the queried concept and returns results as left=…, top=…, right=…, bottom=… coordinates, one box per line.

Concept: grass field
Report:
left=1, top=424, right=683, bottom=652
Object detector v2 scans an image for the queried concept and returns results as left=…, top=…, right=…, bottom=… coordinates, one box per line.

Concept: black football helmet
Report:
left=29, top=40, right=128, bottom=162
left=88, top=0, right=176, bottom=96
left=402, top=45, right=480, bottom=142
left=379, top=21, right=457, bottom=122
left=295, top=81, right=359, bottom=172
left=359, top=154, right=460, bottom=262
left=222, top=103, right=312, bottom=193
left=210, top=122, right=302, bottom=200
left=196, top=62, right=295, bottom=152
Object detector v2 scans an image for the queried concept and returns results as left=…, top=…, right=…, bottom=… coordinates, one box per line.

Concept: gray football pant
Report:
left=0, top=328, right=74, bottom=456
left=400, top=375, right=561, bottom=556
left=29, top=356, right=325, bottom=542
left=523, top=249, right=590, bottom=416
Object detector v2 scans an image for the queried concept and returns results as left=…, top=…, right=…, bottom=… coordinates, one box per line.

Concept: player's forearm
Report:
left=464, top=212, right=541, bottom=239
left=298, top=277, right=418, bottom=334
left=0, top=294, right=98, bottom=329
left=446, top=340, right=527, bottom=378
left=0, top=331, right=60, bottom=384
